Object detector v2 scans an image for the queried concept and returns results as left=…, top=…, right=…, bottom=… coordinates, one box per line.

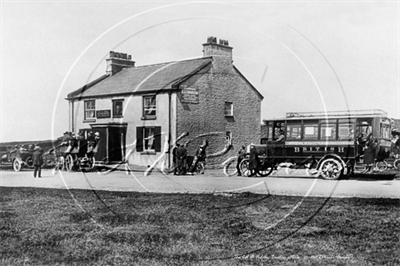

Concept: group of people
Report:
left=60, top=131, right=100, bottom=157
left=356, top=129, right=400, bottom=174
left=172, top=140, right=208, bottom=175
left=29, top=130, right=101, bottom=178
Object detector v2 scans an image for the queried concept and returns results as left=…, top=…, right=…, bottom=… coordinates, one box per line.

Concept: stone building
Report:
left=66, top=37, right=264, bottom=167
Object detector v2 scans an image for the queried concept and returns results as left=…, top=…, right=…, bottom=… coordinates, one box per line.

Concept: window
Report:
left=273, top=121, right=285, bottom=141
left=381, top=124, right=391, bottom=139
left=113, top=100, right=123, bottom=118
left=136, top=126, right=161, bottom=153
left=286, top=122, right=302, bottom=140
left=321, top=121, right=337, bottom=140
left=84, top=100, right=96, bottom=120
left=338, top=123, right=355, bottom=140
left=303, top=121, right=319, bottom=140
left=142, top=96, right=156, bottom=119
left=224, top=102, right=233, bottom=116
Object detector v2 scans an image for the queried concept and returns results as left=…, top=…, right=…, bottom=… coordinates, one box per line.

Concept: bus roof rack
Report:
left=286, top=109, right=388, bottom=118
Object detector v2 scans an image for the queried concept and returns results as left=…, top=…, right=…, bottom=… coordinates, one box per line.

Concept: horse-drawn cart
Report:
left=49, top=139, right=98, bottom=173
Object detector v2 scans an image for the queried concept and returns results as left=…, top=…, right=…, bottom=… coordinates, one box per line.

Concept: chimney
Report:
left=106, top=51, right=135, bottom=75
left=202, top=36, right=232, bottom=60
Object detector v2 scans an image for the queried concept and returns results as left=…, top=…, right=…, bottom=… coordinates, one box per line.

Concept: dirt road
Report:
left=0, top=168, right=398, bottom=198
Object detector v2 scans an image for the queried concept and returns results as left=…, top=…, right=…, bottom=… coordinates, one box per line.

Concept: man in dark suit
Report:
left=32, top=146, right=44, bottom=178
left=175, top=143, right=188, bottom=175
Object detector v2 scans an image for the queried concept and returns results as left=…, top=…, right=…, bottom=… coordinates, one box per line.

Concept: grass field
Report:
left=1, top=187, right=399, bottom=265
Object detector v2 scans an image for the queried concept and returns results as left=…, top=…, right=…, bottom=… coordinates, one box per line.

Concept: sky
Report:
left=1, top=0, right=399, bottom=142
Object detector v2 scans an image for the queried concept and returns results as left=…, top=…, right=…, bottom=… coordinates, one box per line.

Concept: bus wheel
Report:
left=319, top=158, right=343, bottom=180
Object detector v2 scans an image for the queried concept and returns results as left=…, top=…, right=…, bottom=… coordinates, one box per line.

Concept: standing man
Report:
left=175, top=143, right=188, bottom=175
left=172, top=143, right=180, bottom=175
left=248, top=143, right=259, bottom=177
left=32, top=146, right=43, bottom=178
left=236, top=145, right=246, bottom=176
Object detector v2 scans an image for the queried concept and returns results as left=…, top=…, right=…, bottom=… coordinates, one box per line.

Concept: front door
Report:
left=108, top=126, right=127, bottom=162
left=93, top=127, right=107, bottom=162
left=90, top=123, right=127, bottom=164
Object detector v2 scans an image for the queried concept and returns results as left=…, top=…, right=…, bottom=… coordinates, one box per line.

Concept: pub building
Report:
left=66, top=37, right=264, bottom=167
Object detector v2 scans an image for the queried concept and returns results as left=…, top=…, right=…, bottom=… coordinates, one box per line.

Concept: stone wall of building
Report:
left=175, top=58, right=262, bottom=167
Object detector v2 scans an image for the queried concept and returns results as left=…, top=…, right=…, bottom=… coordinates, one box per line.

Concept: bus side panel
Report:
left=284, top=143, right=356, bottom=162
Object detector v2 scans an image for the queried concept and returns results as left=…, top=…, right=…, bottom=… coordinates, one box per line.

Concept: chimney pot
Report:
left=106, top=50, right=135, bottom=75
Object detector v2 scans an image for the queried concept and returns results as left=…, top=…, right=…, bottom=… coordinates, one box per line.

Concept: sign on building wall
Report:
left=180, top=86, right=199, bottom=104
left=96, top=110, right=111, bottom=119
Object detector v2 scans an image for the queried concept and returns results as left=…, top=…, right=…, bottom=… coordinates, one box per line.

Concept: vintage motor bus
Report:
left=256, top=109, right=393, bottom=180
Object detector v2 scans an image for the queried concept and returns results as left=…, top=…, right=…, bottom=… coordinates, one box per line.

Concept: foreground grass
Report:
left=0, top=187, right=399, bottom=265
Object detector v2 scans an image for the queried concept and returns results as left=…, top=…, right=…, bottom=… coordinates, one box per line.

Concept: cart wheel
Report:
left=258, top=162, right=274, bottom=177
left=195, top=161, right=205, bottom=174
left=318, top=158, right=343, bottom=180
left=89, top=157, right=96, bottom=171
left=239, top=159, right=251, bottom=177
left=64, top=154, right=74, bottom=172
left=13, top=158, right=22, bottom=172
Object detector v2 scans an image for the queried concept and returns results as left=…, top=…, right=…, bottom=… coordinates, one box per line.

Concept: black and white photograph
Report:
left=1, top=1, right=399, bottom=265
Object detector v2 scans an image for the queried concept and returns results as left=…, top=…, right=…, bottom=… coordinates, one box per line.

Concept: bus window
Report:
left=273, top=121, right=285, bottom=141
left=321, top=121, right=337, bottom=140
left=267, top=122, right=273, bottom=141
left=356, top=121, right=372, bottom=143
left=303, top=121, right=319, bottom=140
left=338, top=123, right=354, bottom=140
left=381, top=124, right=391, bottom=139
left=286, top=122, right=302, bottom=140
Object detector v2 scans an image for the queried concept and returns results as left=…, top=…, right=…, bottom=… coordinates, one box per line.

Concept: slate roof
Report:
left=67, top=57, right=213, bottom=99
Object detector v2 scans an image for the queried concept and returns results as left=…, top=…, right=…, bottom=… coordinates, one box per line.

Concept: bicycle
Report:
left=376, top=156, right=400, bottom=171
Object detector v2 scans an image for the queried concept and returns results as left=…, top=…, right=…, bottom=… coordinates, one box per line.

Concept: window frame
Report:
left=286, top=121, right=302, bottom=140
left=303, top=121, right=319, bottom=140
left=142, top=95, right=156, bottom=120
left=224, top=102, right=233, bottom=117
left=338, top=121, right=355, bottom=140
left=136, top=126, right=162, bottom=153
left=112, top=99, right=124, bottom=118
left=84, top=100, right=96, bottom=121
left=320, top=120, right=338, bottom=141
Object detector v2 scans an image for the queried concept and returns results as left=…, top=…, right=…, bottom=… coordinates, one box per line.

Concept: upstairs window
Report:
left=224, top=102, right=233, bottom=116
left=84, top=100, right=96, bottom=120
left=143, top=96, right=156, bottom=119
left=113, top=99, right=123, bottom=118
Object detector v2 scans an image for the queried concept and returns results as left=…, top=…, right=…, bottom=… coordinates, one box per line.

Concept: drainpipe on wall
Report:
left=168, top=91, right=172, bottom=168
